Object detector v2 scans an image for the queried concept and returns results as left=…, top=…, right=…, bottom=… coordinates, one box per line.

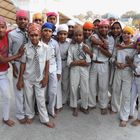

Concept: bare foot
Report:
left=49, top=113, right=57, bottom=118
left=129, top=115, right=134, bottom=119
left=3, top=119, right=15, bottom=127
left=80, top=107, right=89, bottom=114
left=43, top=121, right=55, bottom=128
left=131, top=119, right=140, bottom=126
left=56, top=107, right=63, bottom=114
left=72, top=108, right=78, bottom=117
left=26, top=118, right=33, bottom=124
left=110, top=110, right=117, bottom=115
left=119, top=120, right=127, bottom=127
left=18, top=118, right=26, bottom=124
left=101, top=108, right=108, bottom=115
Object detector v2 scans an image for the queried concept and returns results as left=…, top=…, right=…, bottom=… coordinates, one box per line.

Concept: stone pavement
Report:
left=0, top=67, right=140, bottom=140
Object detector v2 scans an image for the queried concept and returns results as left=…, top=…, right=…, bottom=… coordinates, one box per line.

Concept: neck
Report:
left=42, top=38, right=50, bottom=44
left=19, top=27, right=26, bottom=32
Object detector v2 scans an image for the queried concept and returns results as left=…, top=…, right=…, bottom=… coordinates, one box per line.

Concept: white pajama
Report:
left=13, top=61, right=25, bottom=120
left=0, top=72, right=11, bottom=121
left=24, top=79, right=49, bottom=123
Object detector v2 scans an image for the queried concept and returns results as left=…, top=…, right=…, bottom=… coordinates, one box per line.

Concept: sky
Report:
left=12, top=0, right=140, bottom=17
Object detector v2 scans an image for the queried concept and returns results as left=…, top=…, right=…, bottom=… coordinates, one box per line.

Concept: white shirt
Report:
left=21, top=41, right=51, bottom=81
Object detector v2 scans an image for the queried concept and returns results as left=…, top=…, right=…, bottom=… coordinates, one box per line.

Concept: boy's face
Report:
left=122, top=31, right=132, bottom=42
left=74, top=32, right=83, bottom=44
left=98, top=25, right=109, bottom=36
left=33, top=18, right=43, bottom=26
left=0, top=23, right=7, bottom=38
left=42, top=28, right=53, bottom=40
left=29, top=30, right=40, bottom=46
left=111, top=23, right=122, bottom=37
left=83, top=28, right=93, bottom=38
left=57, top=31, right=68, bottom=43
left=16, top=16, right=29, bottom=30
left=47, top=16, right=57, bottom=25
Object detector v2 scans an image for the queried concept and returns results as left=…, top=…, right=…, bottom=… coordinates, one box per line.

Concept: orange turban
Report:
left=28, top=23, right=41, bottom=34
left=83, top=22, right=94, bottom=29
left=33, top=13, right=43, bottom=20
left=123, top=26, right=134, bottom=35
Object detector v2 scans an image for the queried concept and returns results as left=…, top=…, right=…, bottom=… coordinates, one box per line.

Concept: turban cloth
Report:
left=0, top=16, right=6, bottom=25
left=67, top=20, right=76, bottom=26
left=16, top=9, right=29, bottom=18
left=99, top=19, right=110, bottom=26
left=42, top=22, right=56, bottom=32
left=83, top=22, right=94, bottom=29
left=57, top=24, right=68, bottom=33
left=46, top=12, right=57, bottom=17
left=123, top=26, right=134, bottom=35
left=33, top=13, right=43, bottom=20
left=28, top=23, right=41, bottom=34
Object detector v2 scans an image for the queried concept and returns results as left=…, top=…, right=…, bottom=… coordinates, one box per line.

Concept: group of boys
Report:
left=1, top=9, right=140, bottom=129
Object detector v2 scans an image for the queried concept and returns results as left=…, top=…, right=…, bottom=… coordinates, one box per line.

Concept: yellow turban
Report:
left=123, top=26, right=134, bottom=35
left=32, top=13, right=43, bottom=20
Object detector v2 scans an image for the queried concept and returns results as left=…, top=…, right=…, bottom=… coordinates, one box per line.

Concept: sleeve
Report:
left=135, top=66, right=140, bottom=75
left=55, top=41, right=62, bottom=74
left=45, top=45, right=52, bottom=61
left=67, top=44, right=73, bottom=67
left=8, top=33, right=15, bottom=64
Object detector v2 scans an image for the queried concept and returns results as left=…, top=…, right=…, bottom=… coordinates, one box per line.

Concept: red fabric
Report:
left=0, top=32, right=9, bottom=72
left=16, top=10, right=29, bottom=18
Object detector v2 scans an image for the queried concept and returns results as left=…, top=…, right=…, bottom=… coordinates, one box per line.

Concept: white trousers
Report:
left=111, top=69, right=132, bottom=121
left=130, top=78, right=138, bottom=116
left=24, top=79, right=49, bottom=123
left=0, top=72, right=11, bottom=121
left=13, top=62, right=25, bottom=120
left=56, top=80, right=62, bottom=109
left=47, top=71, right=57, bottom=115
left=89, top=62, right=109, bottom=108
left=70, top=66, right=89, bottom=109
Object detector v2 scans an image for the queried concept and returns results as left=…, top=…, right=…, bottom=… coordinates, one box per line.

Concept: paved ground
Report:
left=0, top=67, right=140, bottom=140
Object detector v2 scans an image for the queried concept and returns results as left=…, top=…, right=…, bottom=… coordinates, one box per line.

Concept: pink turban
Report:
left=99, top=19, right=110, bottom=26
left=0, top=16, right=6, bottom=25
left=46, top=12, right=57, bottom=17
left=16, top=10, right=29, bottom=18
left=28, top=23, right=41, bottom=34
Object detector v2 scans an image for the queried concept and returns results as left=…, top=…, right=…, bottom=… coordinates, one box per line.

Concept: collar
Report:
left=28, top=41, right=42, bottom=48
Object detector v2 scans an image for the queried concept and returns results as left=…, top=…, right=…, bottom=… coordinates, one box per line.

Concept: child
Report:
left=111, top=26, right=136, bottom=127
left=56, top=24, right=71, bottom=112
left=17, top=23, right=55, bottom=128
left=32, top=13, right=44, bottom=26
left=42, top=22, right=61, bottom=118
left=127, top=37, right=140, bottom=126
left=0, top=16, right=24, bottom=127
left=8, top=9, right=29, bottom=124
left=67, top=26, right=91, bottom=116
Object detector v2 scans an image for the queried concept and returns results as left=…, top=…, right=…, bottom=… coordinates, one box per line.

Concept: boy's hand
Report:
left=12, top=64, right=18, bottom=78
left=57, top=74, right=61, bottom=81
left=40, top=78, right=48, bottom=88
left=17, top=47, right=25, bottom=58
left=0, top=55, right=4, bottom=63
left=16, top=80, right=24, bottom=90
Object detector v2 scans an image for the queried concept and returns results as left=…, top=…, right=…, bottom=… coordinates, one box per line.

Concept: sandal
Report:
left=119, top=120, right=127, bottom=127
left=43, top=121, right=55, bottom=128
left=131, top=119, right=140, bottom=126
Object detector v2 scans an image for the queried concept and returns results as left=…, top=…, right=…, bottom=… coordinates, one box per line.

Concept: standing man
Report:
left=8, top=9, right=29, bottom=124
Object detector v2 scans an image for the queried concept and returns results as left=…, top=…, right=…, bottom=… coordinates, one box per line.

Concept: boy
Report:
left=42, top=22, right=61, bottom=118
left=17, top=23, right=55, bottom=128
left=8, top=9, right=29, bottom=124
left=0, top=16, right=24, bottom=127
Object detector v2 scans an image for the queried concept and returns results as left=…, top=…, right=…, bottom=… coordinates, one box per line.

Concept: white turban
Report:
left=57, top=24, right=68, bottom=33
left=67, top=20, right=76, bottom=26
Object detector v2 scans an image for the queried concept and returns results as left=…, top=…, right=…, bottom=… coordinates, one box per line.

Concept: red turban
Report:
left=46, top=12, right=57, bottom=17
left=16, top=10, right=29, bottom=18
